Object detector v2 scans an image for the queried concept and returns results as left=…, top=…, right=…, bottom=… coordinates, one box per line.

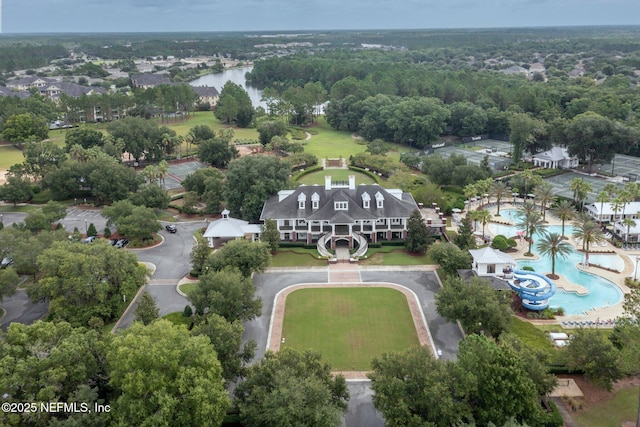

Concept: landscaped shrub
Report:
left=506, top=237, right=518, bottom=248
left=103, top=227, right=112, bottom=238
left=522, top=266, right=535, bottom=271
left=553, top=307, right=565, bottom=316
left=292, top=164, right=323, bottom=181
left=347, top=166, right=381, bottom=183
left=491, top=235, right=509, bottom=250
left=31, top=189, right=52, bottom=204
left=624, top=277, right=640, bottom=288
left=183, top=305, right=193, bottom=317
left=87, top=223, right=98, bottom=237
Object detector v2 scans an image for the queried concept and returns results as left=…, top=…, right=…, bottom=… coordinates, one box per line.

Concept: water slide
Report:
left=509, top=269, right=557, bottom=311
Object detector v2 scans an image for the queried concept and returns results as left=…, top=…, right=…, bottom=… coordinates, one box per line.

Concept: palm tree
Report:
left=551, top=199, right=575, bottom=239
left=623, top=218, right=637, bottom=244
left=475, top=209, right=492, bottom=241
left=536, top=232, right=573, bottom=278
left=516, top=209, right=547, bottom=255
left=612, top=196, right=625, bottom=223
left=595, top=190, right=611, bottom=226
left=156, top=160, right=169, bottom=189
left=491, top=180, right=510, bottom=216
left=572, top=217, right=605, bottom=266
left=464, top=183, right=477, bottom=211
left=533, top=182, right=556, bottom=221
left=475, top=178, right=492, bottom=209
left=568, top=178, right=593, bottom=211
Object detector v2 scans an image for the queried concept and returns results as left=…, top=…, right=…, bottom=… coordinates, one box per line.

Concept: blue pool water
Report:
left=487, top=223, right=624, bottom=315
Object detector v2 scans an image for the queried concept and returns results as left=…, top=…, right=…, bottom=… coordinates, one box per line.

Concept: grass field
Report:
left=270, top=248, right=327, bottom=267
left=281, top=287, right=419, bottom=370
left=297, top=169, right=377, bottom=186
left=360, top=247, right=434, bottom=266
left=178, top=282, right=198, bottom=296
left=574, top=386, right=639, bottom=427
left=0, top=145, right=25, bottom=169
left=163, top=311, right=193, bottom=327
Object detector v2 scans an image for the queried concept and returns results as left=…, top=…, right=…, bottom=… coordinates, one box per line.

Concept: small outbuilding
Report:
left=469, top=247, right=517, bottom=277
left=202, top=210, right=261, bottom=248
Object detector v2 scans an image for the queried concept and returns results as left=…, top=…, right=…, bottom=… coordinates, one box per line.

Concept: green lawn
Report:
left=574, top=386, right=639, bottom=427
left=509, top=317, right=558, bottom=355
left=0, top=145, right=25, bottom=169
left=162, top=311, right=193, bottom=327
left=360, top=247, right=435, bottom=266
left=297, top=169, right=377, bottom=186
left=282, top=287, right=419, bottom=371
left=179, top=282, right=198, bottom=296
left=303, top=119, right=367, bottom=159
left=270, top=247, right=327, bottom=267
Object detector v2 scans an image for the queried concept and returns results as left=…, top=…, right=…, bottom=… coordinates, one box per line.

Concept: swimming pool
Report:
left=487, top=223, right=624, bottom=315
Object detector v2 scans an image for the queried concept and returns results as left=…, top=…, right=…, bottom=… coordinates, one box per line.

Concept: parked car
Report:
left=108, top=239, right=118, bottom=246
left=115, top=238, right=129, bottom=249
left=82, top=236, right=97, bottom=244
left=165, top=224, right=177, bottom=233
left=1, top=257, right=13, bottom=269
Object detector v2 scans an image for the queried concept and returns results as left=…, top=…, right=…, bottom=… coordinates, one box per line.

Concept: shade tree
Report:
left=107, top=319, right=229, bottom=427
left=234, top=348, right=349, bottom=427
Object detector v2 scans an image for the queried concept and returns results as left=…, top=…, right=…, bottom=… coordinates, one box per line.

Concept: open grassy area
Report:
left=574, top=386, right=639, bottom=427
left=162, top=311, right=193, bottom=327
left=297, top=168, right=377, bottom=186
left=303, top=119, right=367, bottom=159
left=0, top=145, right=25, bottom=169
left=178, top=282, right=198, bottom=296
left=509, top=316, right=558, bottom=355
left=360, top=246, right=435, bottom=266
left=270, top=247, right=326, bottom=267
left=281, top=287, right=419, bottom=371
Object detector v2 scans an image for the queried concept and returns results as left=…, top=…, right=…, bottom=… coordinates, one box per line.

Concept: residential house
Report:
left=260, top=175, right=420, bottom=250
left=6, top=76, right=60, bottom=91
left=130, top=73, right=172, bottom=89
left=191, top=86, right=219, bottom=108
left=532, top=146, right=579, bottom=169
left=0, top=86, right=31, bottom=99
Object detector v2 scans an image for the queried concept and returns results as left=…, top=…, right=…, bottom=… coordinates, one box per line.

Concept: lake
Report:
left=189, top=65, right=266, bottom=109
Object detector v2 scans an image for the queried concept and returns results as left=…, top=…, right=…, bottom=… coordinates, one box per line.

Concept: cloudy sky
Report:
left=3, top=0, right=640, bottom=33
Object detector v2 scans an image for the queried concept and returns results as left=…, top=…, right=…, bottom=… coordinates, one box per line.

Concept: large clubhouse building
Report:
left=260, top=175, right=420, bottom=249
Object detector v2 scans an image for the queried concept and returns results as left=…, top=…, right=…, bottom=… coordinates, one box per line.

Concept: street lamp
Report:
left=84, top=219, right=87, bottom=234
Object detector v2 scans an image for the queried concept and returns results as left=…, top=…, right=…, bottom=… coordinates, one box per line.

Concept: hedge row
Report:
left=347, top=166, right=382, bottom=184
left=292, top=165, right=324, bottom=182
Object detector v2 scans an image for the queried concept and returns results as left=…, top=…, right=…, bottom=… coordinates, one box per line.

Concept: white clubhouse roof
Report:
left=586, top=201, right=640, bottom=216
left=203, top=210, right=261, bottom=238
left=469, top=247, right=516, bottom=265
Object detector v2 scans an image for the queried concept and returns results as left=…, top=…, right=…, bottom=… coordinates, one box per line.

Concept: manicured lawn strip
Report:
left=0, top=145, right=25, bottom=169
left=297, top=169, right=377, bottom=186
left=360, top=247, right=434, bottom=266
left=179, top=282, right=198, bottom=297
left=163, top=311, right=193, bottom=327
left=270, top=247, right=326, bottom=267
left=0, top=205, right=40, bottom=213
left=574, top=386, right=639, bottom=427
left=281, top=287, right=419, bottom=371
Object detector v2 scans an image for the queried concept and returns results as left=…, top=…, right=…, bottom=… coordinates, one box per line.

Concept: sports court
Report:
left=164, top=160, right=206, bottom=190
left=432, top=138, right=512, bottom=170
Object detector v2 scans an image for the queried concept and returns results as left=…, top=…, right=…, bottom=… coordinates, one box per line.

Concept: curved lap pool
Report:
left=488, top=223, right=624, bottom=315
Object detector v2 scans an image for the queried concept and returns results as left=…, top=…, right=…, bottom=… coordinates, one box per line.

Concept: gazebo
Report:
left=469, top=247, right=517, bottom=277
left=202, top=210, right=261, bottom=248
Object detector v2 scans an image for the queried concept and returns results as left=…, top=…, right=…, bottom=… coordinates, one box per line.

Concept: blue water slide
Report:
left=509, top=269, right=557, bottom=310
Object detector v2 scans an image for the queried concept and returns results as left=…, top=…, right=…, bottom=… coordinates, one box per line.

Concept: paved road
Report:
left=342, top=381, right=385, bottom=427
left=1, top=289, right=48, bottom=333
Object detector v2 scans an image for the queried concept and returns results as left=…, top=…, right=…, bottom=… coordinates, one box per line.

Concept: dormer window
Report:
left=298, top=193, right=306, bottom=209
left=311, top=192, right=320, bottom=210
left=362, top=192, right=371, bottom=209
left=334, top=201, right=348, bottom=211
left=375, top=192, right=384, bottom=209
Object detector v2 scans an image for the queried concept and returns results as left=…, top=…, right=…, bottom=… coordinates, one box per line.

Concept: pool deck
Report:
left=459, top=201, right=637, bottom=326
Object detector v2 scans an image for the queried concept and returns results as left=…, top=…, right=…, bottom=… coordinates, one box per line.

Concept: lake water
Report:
left=189, top=65, right=266, bottom=109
